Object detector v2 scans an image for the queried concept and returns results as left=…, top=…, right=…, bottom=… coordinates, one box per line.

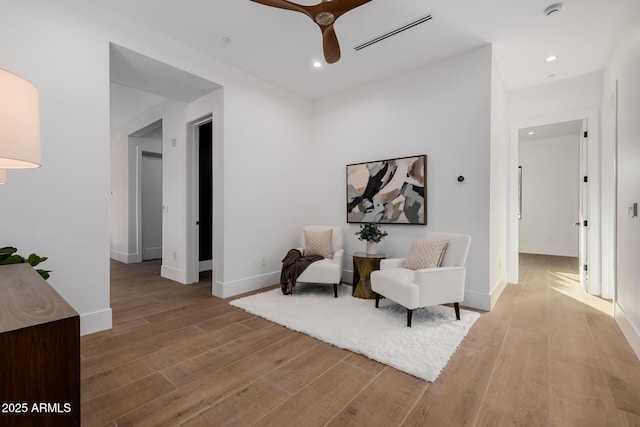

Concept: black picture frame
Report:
left=346, top=154, right=427, bottom=224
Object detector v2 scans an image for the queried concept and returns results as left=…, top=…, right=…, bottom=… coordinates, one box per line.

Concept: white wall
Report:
left=1, top=0, right=112, bottom=335
left=507, top=73, right=602, bottom=287
left=489, top=55, right=509, bottom=308
left=519, top=135, right=580, bottom=256
left=2, top=0, right=313, bottom=334
left=604, top=2, right=640, bottom=357
left=221, top=83, right=313, bottom=295
left=311, top=46, right=495, bottom=310
left=509, top=73, right=603, bottom=122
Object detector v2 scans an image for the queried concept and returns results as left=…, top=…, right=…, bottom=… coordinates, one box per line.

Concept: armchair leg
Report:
left=407, top=309, right=413, bottom=328
left=454, top=302, right=460, bottom=320
left=375, top=293, right=380, bottom=308
left=333, top=283, right=338, bottom=298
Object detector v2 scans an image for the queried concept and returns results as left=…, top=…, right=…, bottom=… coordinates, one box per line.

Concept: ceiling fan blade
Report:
left=322, top=24, right=341, bottom=64
left=252, top=0, right=373, bottom=64
left=249, top=0, right=311, bottom=18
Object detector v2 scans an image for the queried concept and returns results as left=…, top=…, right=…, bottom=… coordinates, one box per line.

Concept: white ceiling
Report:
left=96, top=0, right=634, bottom=100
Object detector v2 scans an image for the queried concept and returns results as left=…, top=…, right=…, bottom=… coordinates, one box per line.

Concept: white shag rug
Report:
left=230, top=284, right=480, bottom=382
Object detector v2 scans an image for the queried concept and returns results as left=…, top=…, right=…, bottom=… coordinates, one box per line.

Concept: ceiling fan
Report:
left=250, top=0, right=372, bottom=64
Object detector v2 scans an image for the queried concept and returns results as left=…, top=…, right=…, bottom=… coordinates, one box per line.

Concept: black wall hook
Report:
left=457, top=175, right=465, bottom=183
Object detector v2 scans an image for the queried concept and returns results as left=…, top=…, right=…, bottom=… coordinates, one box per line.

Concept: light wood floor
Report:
left=81, top=254, right=640, bottom=426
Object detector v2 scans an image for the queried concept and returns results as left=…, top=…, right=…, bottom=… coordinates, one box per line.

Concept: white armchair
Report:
left=296, top=225, right=344, bottom=297
left=370, top=232, right=471, bottom=327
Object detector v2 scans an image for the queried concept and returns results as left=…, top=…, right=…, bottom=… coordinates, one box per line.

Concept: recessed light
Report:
left=312, top=61, right=323, bottom=69
left=528, top=131, right=535, bottom=135
left=546, top=55, right=558, bottom=62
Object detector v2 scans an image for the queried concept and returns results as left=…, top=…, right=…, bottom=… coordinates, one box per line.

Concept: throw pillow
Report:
left=403, top=239, right=448, bottom=270
left=303, top=229, right=334, bottom=259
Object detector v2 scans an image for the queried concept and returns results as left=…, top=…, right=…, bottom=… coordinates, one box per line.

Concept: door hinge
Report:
left=584, top=220, right=588, bottom=227
left=584, top=131, right=588, bottom=138
left=584, top=176, right=588, bottom=183
left=584, top=264, right=588, bottom=272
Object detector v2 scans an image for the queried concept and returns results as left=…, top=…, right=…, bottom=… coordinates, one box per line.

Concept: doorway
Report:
left=188, top=115, right=214, bottom=282
left=197, top=120, right=213, bottom=273
left=141, top=151, right=162, bottom=260
left=129, top=120, right=163, bottom=264
left=517, top=120, right=583, bottom=283
left=508, top=108, right=601, bottom=294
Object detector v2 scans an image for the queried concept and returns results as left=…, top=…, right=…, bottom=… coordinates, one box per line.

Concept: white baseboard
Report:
left=161, top=264, right=187, bottom=284
left=519, top=246, right=578, bottom=257
left=463, top=274, right=507, bottom=312
left=110, top=250, right=138, bottom=264
left=80, top=308, right=112, bottom=336
left=215, top=269, right=352, bottom=298
left=344, top=269, right=354, bottom=284
left=615, top=302, right=640, bottom=360
left=215, top=271, right=281, bottom=298
left=490, top=276, right=508, bottom=310
left=463, top=289, right=491, bottom=311
left=143, top=246, right=162, bottom=260
left=199, top=260, right=213, bottom=272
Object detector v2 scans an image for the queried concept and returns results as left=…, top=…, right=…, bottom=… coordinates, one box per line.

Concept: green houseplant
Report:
left=355, top=223, right=388, bottom=255
left=0, top=246, right=50, bottom=280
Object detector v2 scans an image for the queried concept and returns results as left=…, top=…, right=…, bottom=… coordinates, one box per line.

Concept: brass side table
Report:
left=352, top=252, right=386, bottom=299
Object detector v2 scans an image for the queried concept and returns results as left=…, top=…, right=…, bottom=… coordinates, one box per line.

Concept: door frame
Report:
left=508, top=108, right=600, bottom=293
left=578, top=120, right=589, bottom=287
left=186, top=114, right=213, bottom=284
left=601, top=84, right=618, bottom=301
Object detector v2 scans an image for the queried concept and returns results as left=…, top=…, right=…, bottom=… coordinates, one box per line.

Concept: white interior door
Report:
left=141, top=152, right=163, bottom=260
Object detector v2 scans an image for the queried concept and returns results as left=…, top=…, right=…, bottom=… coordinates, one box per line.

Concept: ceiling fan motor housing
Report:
left=315, top=11, right=335, bottom=26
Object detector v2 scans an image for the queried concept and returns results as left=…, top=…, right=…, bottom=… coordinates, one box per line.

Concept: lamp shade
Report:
left=0, top=68, right=41, bottom=169
left=0, top=169, right=6, bottom=185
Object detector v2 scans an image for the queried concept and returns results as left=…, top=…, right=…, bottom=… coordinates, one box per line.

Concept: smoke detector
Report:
left=544, top=3, right=563, bottom=16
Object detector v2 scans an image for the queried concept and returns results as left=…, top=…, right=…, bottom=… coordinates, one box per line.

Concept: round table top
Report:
left=352, top=252, right=387, bottom=259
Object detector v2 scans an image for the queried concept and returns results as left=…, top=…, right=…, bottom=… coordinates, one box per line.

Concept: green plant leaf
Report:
left=36, top=269, right=51, bottom=280
left=0, top=254, right=26, bottom=265
left=0, top=246, right=18, bottom=261
left=27, top=253, right=48, bottom=267
left=0, top=247, right=50, bottom=280
left=354, top=223, right=388, bottom=242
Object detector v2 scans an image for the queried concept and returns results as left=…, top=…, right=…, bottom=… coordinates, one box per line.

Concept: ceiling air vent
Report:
left=354, top=14, right=433, bottom=52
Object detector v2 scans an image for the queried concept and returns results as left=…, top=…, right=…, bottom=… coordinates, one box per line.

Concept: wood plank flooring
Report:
left=81, top=254, right=640, bottom=426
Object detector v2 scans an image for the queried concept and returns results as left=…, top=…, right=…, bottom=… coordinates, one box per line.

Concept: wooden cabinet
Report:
left=0, top=264, right=80, bottom=427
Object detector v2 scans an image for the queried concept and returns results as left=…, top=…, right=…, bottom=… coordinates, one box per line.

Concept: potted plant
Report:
left=354, top=223, right=388, bottom=255
left=0, top=246, right=50, bottom=279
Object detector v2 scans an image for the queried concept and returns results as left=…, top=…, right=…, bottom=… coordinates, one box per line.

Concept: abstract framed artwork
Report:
left=346, top=154, right=427, bottom=224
